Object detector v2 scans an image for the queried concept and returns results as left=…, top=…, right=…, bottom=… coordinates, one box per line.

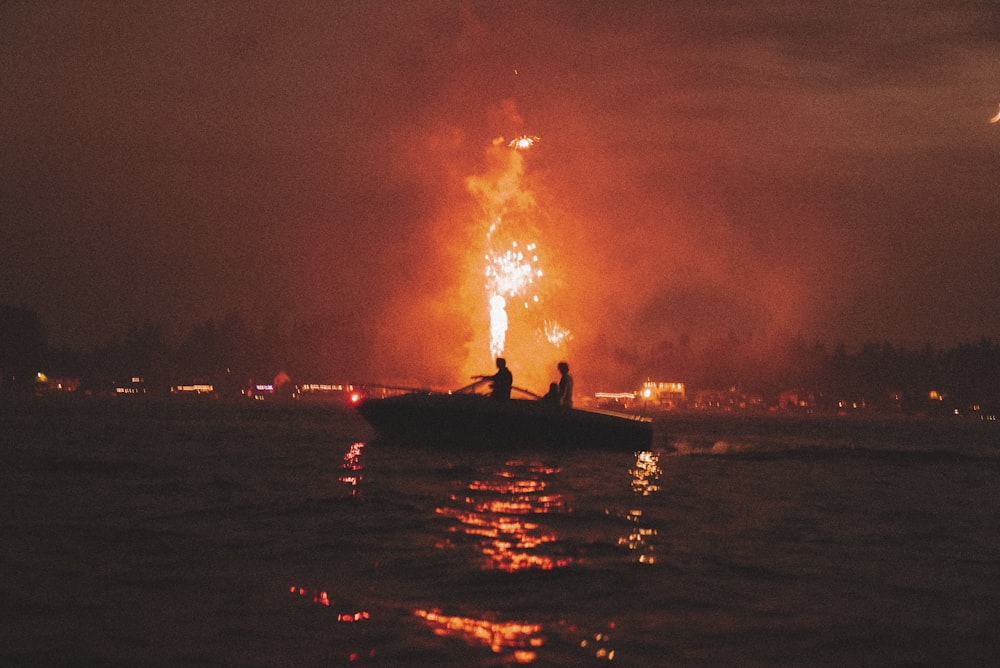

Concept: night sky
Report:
left=3, top=1, right=999, bottom=391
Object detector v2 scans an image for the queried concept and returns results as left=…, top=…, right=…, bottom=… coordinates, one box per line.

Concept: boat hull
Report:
left=357, top=393, right=653, bottom=450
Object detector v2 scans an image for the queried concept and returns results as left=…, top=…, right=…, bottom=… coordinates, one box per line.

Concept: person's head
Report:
left=496, top=357, right=507, bottom=369
left=549, top=382, right=558, bottom=393
left=557, top=361, right=569, bottom=374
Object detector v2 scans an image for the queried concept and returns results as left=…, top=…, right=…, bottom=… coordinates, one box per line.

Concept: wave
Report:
left=665, top=437, right=1000, bottom=463
left=659, top=414, right=1000, bottom=461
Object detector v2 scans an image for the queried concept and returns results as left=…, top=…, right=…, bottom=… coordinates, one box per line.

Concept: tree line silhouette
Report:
left=1, top=306, right=366, bottom=397
left=3, top=304, right=1000, bottom=413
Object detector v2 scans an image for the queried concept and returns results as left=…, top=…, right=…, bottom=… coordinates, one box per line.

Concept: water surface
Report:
left=2, top=401, right=998, bottom=666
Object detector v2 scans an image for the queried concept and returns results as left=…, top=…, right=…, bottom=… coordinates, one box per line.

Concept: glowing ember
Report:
left=543, top=320, right=571, bottom=347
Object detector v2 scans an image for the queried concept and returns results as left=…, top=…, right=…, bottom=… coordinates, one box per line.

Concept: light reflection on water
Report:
left=328, top=439, right=664, bottom=664
left=10, top=402, right=996, bottom=665
left=616, top=450, right=662, bottom=564
left=287, top=584, right=377, bottom=662
left=630, top=450, right=661, bottom=496
left=414, top=608, right=544, bottom=664
left=288, top=585, right=371, bottom=623
left=436, top=458, right=571, bottom=573
left=339, top=440, right=365, bottom=495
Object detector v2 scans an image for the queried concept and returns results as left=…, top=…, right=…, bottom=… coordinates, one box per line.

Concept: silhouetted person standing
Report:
left=475, top=357, right=513, bottom=400
left=557, top=361, right=573, bottom=408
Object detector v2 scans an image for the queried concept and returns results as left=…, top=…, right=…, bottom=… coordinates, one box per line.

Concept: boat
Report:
left=356, top=383, right=654, bottom=450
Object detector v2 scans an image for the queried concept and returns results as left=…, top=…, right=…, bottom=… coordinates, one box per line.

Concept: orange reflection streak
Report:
left=289, top=585, right=371, bottom=622
left=469, top=478, right=546, bottom=493
left=616, top=508, right=658, bottom=564
left=630, top=450, right=661, bottom=496
left=612, top=451, right=663, bottom=564
left=414, top=608, right=543, bottom=663
left=577, top=623, right=619, bottom=662
left=436, top=459, right=571, bottom=572
left=339, top=441, right=366, bottom=495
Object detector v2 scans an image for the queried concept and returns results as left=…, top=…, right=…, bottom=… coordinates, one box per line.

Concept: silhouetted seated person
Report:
left=557, top=361, right=574, bottom=408
left=540, top=382, right=560, bottom=406
left=473, top=357, right=513, bottom=400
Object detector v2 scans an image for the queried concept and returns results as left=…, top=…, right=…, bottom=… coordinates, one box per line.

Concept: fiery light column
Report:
left=488, top=294, right=509, bottom=357
left=468, top=136, right=542, bottom=359
left=465, top=133, right=570, bottom=382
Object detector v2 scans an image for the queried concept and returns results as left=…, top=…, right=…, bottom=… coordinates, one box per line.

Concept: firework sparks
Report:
left=508, top=135, right=539, bottom=150
left=544, top=320, right=572, bottom=348
left=485, top=240, right=543, bottom=356
left=485, top=242, right=542, bottom=297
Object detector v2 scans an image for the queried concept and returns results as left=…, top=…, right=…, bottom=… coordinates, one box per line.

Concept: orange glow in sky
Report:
left=7, top=3, right=1000, bottom=390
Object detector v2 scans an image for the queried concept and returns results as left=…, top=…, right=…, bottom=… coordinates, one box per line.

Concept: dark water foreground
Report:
left=2, top=400, right=999, bottom=666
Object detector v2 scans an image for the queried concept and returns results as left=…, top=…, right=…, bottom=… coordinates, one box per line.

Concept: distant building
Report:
left=172, top=383, right=214, bottom=396
left=116, top=377, right=148, bottom=395
left=33, top=372, right=81, bottom=394
left=694, top=387, right=766, bottom=411
left=296, top=383, right=362, bottom=405
left=248, top=383, right=274, bottom=400
left=778, top=389, right=814, bottom=410
left=594, top=392, right=637, bottom=410
left=640, top=381, right=686, bottom=409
